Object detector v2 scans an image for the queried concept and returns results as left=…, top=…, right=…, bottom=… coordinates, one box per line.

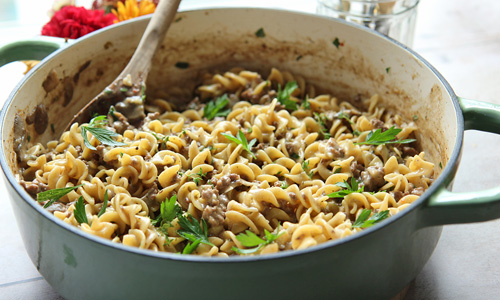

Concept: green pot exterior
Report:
left=6, top=178, right=442, bottom=300
left=2, top=8, right=500, bottom=300
left=0, top=36, right=69, bottom=66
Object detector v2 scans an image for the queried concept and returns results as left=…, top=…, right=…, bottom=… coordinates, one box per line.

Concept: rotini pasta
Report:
left=18, top=67, right=434, bottom=256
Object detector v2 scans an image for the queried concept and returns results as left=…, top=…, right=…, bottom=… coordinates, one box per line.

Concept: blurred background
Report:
left=1, top=0, right=500, bottom=299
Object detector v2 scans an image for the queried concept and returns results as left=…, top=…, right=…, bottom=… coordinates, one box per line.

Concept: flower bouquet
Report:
left=24, top=0, right=158, bottom=73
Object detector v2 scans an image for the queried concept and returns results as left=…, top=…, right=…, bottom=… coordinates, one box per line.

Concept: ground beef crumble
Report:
left=361, top=166, right=386, bottom=192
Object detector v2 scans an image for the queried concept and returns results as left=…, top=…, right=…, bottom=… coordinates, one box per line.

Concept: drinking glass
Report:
left=316, top=0, right=419, bottom=47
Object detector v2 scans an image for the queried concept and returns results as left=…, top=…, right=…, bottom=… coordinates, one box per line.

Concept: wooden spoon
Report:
left=68, top=0, right=181, bottom=128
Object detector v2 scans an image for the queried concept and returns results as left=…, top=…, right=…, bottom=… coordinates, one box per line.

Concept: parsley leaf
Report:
left=336, top=111, right=354, bottom=125
left=152, top=132, right=169, bottom=150
left=255, top=28, right=265, bottom=38
left=314, top=112, right=331, bottom=139
left=301, top=95, right=310, bottom=110
left=97, top=190, right=109, bottom=217
left=354, top=126, right=416, bottom=146
left=221, top=130, right=257, bottom=159
left=280, top=181, right=289, bottom=189
left=37, top=184, right=83, bottom=208
left=236, top=231, right=265, bottom=247
left=152, top=195, right=181, bottom=228
left=327, top=177, right=364, bottom=199
left=81, top=115, right=126, bottom=150
left=333, top=37, right=341, bottom=49
left=302, top=160, right=314, bottom=178
left=108, top=106, right=119, bottom=121
left=232, top=227, right=283, bottom=254
left=140, top=84, right=146, bottom=102
left=277, top=81, right=298, bottom=111
left=177, top=213, right=214, bottom=249
left=204, top=94, right=231, bottom=120
left=74, top=196, right=89, bottom=225
left=182, top=239, right=202, bottom=254
left=352, top=209, right=389, bottom=228
left=183, top=167, right=207, bottom=186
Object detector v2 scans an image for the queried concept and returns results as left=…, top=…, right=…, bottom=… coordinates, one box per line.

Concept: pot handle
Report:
left=420, top=97, right=500, bottom=227
left=0, top=36, right=71, bottom=67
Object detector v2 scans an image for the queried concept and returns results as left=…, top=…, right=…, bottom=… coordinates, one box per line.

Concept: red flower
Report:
left=42, top=6, right=117, bottom=39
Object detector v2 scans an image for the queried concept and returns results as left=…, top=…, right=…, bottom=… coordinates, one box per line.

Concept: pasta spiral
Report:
left=18, top=67, right=434, bottom=256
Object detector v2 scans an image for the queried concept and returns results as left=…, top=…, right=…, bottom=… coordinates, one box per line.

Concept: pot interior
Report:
left=3, top=8, right=457, bottom=194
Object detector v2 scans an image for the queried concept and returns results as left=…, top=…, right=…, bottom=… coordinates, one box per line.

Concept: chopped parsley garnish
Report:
left=50, top=123, right=55, bottom=133
left=152, top=132, right=169, bottom=150
left=351, top=209, right=389, bottom=228
left=37, top=184, right=83, bottom=208
left=302, top=160, right=313, bottom=178
left=177, top=213, right=214, bottom=254
left=120, top=87, right=128, bottom=93
left=151, top=195, right=214, bottom=253
left=290, top=152, right=300, bottom=160
left=204, top=94, right=231, bottom=120
left=327, top=177, right=364, bottom=199
left=221, top=130, right=257, bottom=159
left=336, top=111, right=354, bottom=125
left=255, top=28, right=265, bottom=38
left=108, top=106, right=119, bottom=121
left=182, top=239, right=202, bottom=254
left=152, top=194, right=182, bottom=233
left=97, top=190, right=109, bottom=217
left=81, top=115, right=126, bottom=150
left=140, top=84, right=146, bottom=102
left=280, top=181, right=289, bottom=189
left=74, top=196, right=89, bottom=225
left=314, top=112, right=331, bottom=139
left=301, top=95, right=310, bottom=110
left=182, top=167, right=208, bottom=186
left=354, top=126, right=416, bottom=146
left=333, top=37, right=342, bottom=49
left=413, top=115, right=419, bottom=121
left=439, top=162, right=443, bottom=169
left=277, top=81, right=298, bottom=111
left=385, top=67, right=391, bottom=74
left=232, top=227, right=283, bottom=254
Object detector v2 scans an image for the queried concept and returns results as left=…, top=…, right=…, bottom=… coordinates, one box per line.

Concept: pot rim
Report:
left=0, top=7, right=464, bottom=263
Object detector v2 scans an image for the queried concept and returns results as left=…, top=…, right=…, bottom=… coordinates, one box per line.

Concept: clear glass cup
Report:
left=316, top=0, right=419, bottom=47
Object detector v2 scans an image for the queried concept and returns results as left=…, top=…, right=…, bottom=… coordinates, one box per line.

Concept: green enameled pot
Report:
left=1, top=8, right=500, bottom=300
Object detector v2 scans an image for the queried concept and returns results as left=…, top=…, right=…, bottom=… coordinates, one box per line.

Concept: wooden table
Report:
left=1, top=0, right=499, bottom=299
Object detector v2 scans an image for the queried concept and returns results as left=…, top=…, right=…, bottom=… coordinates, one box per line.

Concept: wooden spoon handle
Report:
left=119, top=0, right=181, bottom=84
left=66, top=0, right=182, bottom=128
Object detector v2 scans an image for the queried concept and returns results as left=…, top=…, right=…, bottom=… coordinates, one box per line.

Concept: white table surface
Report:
left=1, top=0, right=500, bottom=299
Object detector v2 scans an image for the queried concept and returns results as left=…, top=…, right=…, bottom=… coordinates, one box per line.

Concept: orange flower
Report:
left=112, top=0, right=156, bottom=23
left=22, top=61, right=40, bottom=74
